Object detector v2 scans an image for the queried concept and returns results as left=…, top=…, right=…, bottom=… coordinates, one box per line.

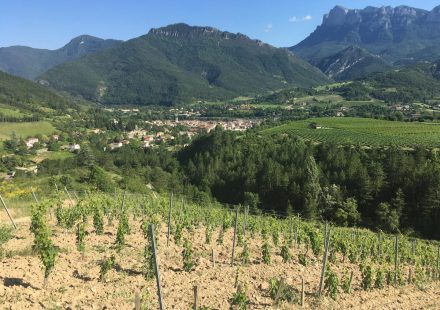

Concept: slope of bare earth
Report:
left=0, top=214, right=439, bottom=309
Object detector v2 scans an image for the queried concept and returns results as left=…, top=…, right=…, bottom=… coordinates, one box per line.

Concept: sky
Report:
left=1, top=0, right=439, bottom=49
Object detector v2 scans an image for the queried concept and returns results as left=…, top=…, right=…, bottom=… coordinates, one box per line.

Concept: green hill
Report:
left=261, top=117, right=440, bottom=148
left=0, top=71, right=68, bottom=112
left=317, top=46, right=392, bottom=81
left=40, top=23, right=329, bottom=106
left=0, top=35, right=122, bottom=80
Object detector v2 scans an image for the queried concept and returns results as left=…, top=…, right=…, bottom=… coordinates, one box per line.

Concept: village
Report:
left=0, top=117, right=260, bottom=180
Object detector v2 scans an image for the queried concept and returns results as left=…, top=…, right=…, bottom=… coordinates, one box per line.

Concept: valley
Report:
left=1, top=2, right=440, bottom=309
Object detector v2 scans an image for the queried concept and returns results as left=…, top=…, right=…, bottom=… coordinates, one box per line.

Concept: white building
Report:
left=68, top=144, right=81, bottom=152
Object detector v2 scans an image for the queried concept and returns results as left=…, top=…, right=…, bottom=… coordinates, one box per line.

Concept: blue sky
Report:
left=1, top=0, right=439, bottom=49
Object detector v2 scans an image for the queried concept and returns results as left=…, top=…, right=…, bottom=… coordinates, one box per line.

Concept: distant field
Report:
left=31, top=150, right=74, bottom=163
left=262, top=117, right=440, bottom=147
left=0, top=121, right=56, bottom=140
left=0, top=104, right=26, bottom=117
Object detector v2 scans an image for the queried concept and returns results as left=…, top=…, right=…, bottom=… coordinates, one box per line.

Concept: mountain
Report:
left=39, top=23, right=329, bottom=106
left=290, top=5, right=440, bottom=65
left=0, top=35, right=122, bottom=79
left=0, top=70, right=68, bottom=111
left=317, top=46, right=392, bottom=81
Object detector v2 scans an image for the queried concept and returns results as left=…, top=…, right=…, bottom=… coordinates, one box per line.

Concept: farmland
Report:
left=262, top=117, right=440, bottom=148
left=0, top=121, right=56, bottom=141
left=1, top=191, right=440, bottom=309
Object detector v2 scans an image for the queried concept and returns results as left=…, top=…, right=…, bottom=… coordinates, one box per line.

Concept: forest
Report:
left=178, top=129, right=440, bottom=239
left=27, top=127, right=440, bottom=240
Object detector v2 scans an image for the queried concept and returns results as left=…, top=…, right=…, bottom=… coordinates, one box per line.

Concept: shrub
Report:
left=99, top=256, right=115, bottom=282
left=240, top=242, right=250, bottom=265
left=93, top=208, right=104, bottom=235
left=375, top=269, right=385, bottom=289
left=182, top=239, right=194, bottom=271
left=361, top=265, right=373, bottom=290
left=262, top=242, right=271, bottom=265
left=324, top=268, right=339, bottom=300
left=230, top=284, right=249, bottom=310
left=280, top=244, right=291, bottom=263
left=30, top=203, right=57, bottom=287
left=0, top=225, right=12, bottom=258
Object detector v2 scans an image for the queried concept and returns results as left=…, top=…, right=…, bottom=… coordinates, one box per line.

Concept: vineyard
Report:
left=262, top=117, right=440, bottom=148
left=1, top=190, right=440, bottom=309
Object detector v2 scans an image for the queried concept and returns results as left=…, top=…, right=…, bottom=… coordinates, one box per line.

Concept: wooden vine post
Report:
left=134, top=291, right=141, bottom=310
left=289, top=216, right=293, bottom=244
left=231, top=206, right=240, bottom=266
left=149, top=224, right=164, bottom=310
left=318, top=225, right=331, bottom=296
left=121, top=190, right=126, bottom=211
left=301, top=276, right=305, bottom=307
left=243, top=205, right=249, bottom=237
left=274, top=278, right=286, bottom=305
left=394, top=235, right=399, bottom=285
left=193, top=285, right=199, bottom=310
left=212, top=249, right=216, bottom=268
left=437, top=246, right=440, bottom=280
left=348, top=271, right=354, bottom=293
left=64, top=186, right=75, bottom=206
left=31, top=187, right=39, bottom=204
left=378, top=232, right=382, bottom=259
left=295, top=213, right=300, bottom=247
left=167, top=192, right=173, bottom=247
left=0, top=194, right=17, bottom=229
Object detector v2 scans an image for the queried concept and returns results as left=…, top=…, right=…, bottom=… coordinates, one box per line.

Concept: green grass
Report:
left=0, top=105, right=26, bottom=117
left=31, top=151, right=74, bottom=163
left=262, top=117, right=440, bottom=148
left=0, top=121, right=56, bottom=140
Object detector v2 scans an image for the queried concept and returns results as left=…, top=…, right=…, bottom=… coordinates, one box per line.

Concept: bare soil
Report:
left=1, top=214, right=439, bottom=309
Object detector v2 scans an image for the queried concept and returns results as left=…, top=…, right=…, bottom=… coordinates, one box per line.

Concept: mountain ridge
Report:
left=39, top=23, right=329, bottom=106
left=0, top=35, right=122, bottom=79
left=317, top=46, right=392, bottom=81
left=290, top=5, right=440, bottom=65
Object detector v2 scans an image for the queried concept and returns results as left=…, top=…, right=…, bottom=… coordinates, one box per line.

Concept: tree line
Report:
left=179, top=128, right=440, bottom=239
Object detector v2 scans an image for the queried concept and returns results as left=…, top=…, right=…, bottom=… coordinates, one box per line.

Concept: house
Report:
left=25, top=138, right=39, bottom=149
left=141, top=141, right=151, bottom=148
left=52, top=134, right=59, bottom=141
left=108, top=142, right=123, bottom=150
left=309, top=123, right=322, bottom=129
left=6, top=171, right=16, bottom=179
left=336, top=112, right=345, bottom=117
left=143, top=135, right=155, bottom=142
left=68, top=144, right=81, bottom=152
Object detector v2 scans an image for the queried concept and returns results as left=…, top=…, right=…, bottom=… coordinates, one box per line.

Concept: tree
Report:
left=303, top=156, right=321, bottom=219
left=243, top=192, right=260, bottom=213
left=89, top=166, right=114, bottom=192
left=376, top=202, right=400, bottom=233
left=334, top=198, right=360, bottom=227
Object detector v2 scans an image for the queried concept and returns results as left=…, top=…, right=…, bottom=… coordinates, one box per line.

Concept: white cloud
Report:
left=289, top=15, right=312, bottom=22
left=288, top=16, right=298, bottom=22
left=264, top=23, right=273, bottom=33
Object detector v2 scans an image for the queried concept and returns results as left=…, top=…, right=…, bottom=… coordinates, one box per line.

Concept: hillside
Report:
left=261, top=117, right=440, bottom=147
left=291, top=5, right=440, bottom=65
left=317, top=46, right=392, bottom=81
left=0, top=70, right=69, bottom=112
left=1, top=191, right=440, bottom=309
left=40, top=23, right=329, bottom=106
left=0, top=35, right=122, bottom=79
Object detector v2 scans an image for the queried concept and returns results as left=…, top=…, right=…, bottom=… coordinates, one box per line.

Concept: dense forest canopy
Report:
left=178, top=129, right=440, bottom=239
